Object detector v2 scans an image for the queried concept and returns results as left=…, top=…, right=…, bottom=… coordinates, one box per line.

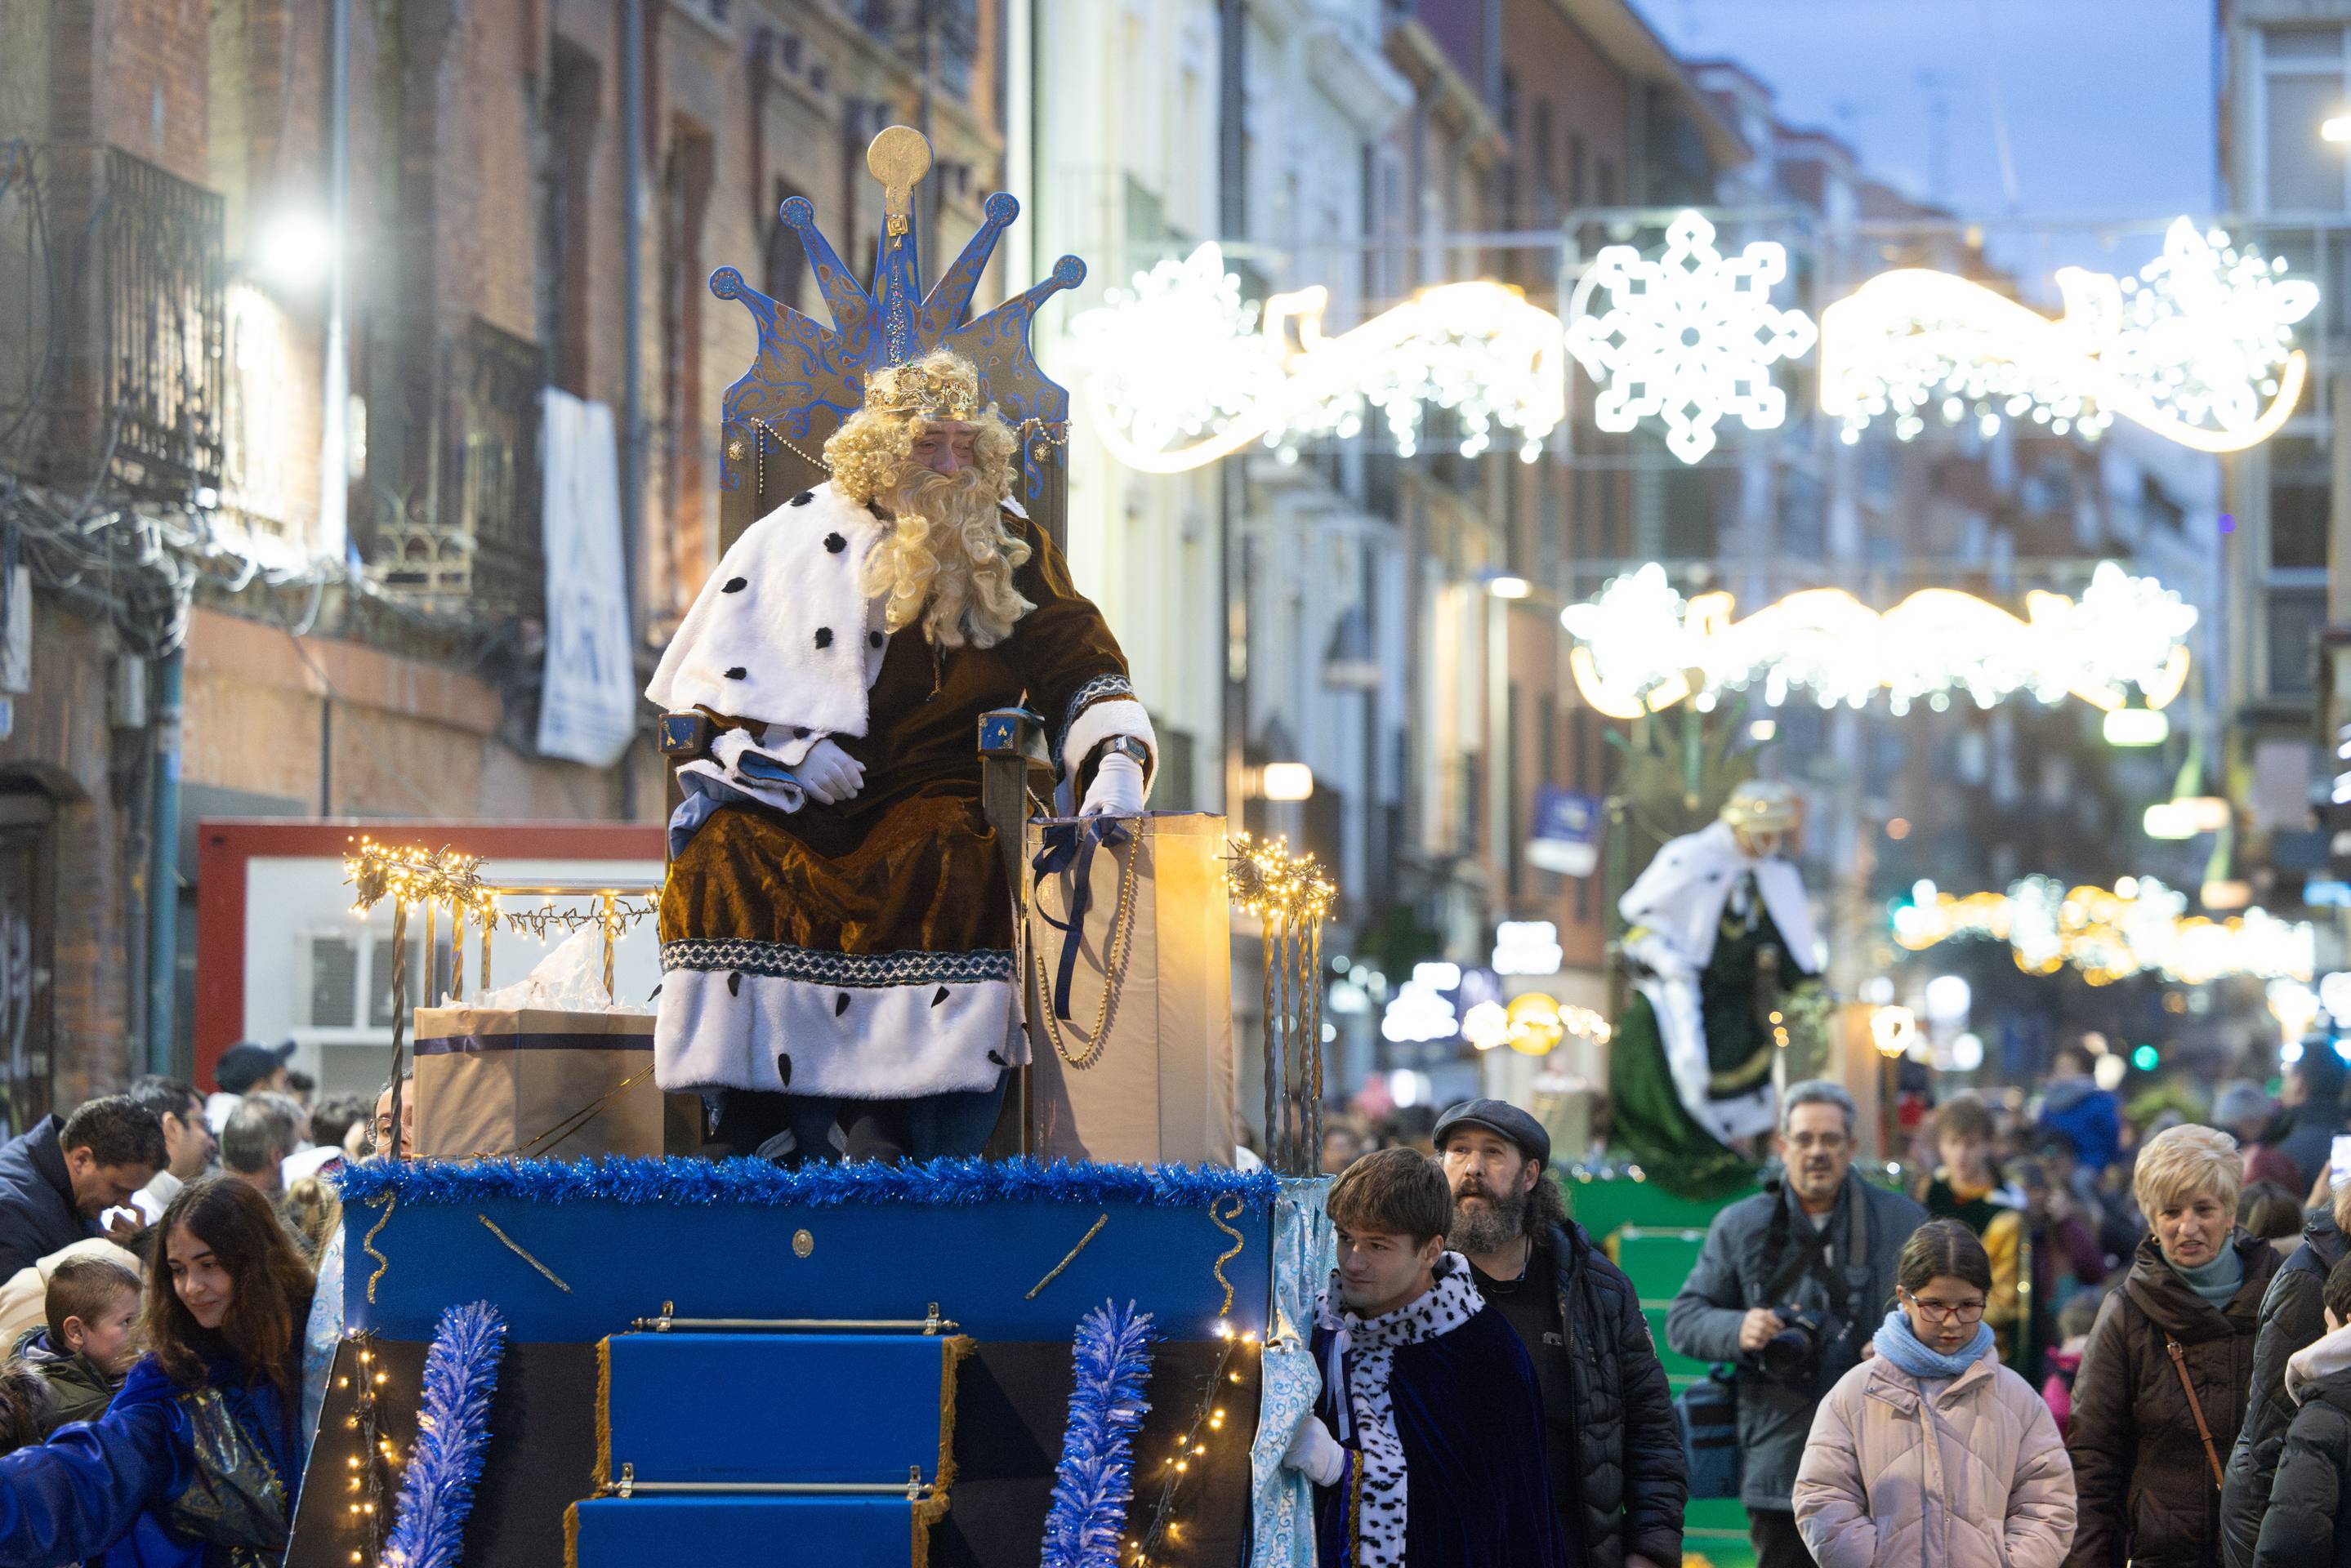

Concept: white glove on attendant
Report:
left=1079, top=751, right=1146, bottom=818
left=795, top=738, right=865, bottom=806
left=1281, top=1414, right=1348, bottom=1487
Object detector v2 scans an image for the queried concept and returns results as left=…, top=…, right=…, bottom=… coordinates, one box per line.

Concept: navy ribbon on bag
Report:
left=1031, top=817, right=1133, bottom=1022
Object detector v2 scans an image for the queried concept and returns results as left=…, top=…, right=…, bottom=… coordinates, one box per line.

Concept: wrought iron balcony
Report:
left=100, top=149, right=225, bottom=497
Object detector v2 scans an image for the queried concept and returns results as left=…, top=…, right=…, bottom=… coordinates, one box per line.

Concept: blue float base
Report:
left=569, top=1495, right=923, bottom=1568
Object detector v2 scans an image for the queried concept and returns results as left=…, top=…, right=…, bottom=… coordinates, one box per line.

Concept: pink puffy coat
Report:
left=1793, top=1352, right=2077, bottom=1568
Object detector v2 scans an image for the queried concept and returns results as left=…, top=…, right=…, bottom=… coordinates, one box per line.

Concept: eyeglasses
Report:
left=1903, top=1290, right=1986, bottom=1325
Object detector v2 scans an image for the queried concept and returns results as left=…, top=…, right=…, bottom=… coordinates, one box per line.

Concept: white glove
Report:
left=795, top=738, right=865, bottom=806
left=1079, top=751, right=1146, bottom=818
left=1281, top=1414, right=1348, bottom=1488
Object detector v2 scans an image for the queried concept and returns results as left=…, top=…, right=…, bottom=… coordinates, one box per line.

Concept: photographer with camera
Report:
left=1667, top=1081, right=1929, bottom=1568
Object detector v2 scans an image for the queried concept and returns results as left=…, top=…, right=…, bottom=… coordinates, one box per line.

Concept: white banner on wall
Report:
left=537, top=390, right=638, bottom=768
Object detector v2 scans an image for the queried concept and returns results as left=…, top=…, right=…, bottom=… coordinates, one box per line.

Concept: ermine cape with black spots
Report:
left=644, top=480, right=1153, bottom=1107
left=1309, top=1253, right=1569, bottom=1568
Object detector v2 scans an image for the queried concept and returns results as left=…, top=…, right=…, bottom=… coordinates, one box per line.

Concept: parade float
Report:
left=283, top=130, right=1337, bottom=1568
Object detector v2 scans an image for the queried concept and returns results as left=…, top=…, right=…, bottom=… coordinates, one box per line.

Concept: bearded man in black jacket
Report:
left=1434, top=1098, right=1688, bottom=1568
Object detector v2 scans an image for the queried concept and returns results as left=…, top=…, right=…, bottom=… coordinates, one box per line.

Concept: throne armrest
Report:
left=656, top=711, right=716, bottom=761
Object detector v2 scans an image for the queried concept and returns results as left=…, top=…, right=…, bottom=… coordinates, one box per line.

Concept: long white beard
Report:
left=861, top=467, right=1036, bottom=650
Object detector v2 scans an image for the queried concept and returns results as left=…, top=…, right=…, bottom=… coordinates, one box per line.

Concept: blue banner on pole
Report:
left=1527, top=787, right=1602, bottom=877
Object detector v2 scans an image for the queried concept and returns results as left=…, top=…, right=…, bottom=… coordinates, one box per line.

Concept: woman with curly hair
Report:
left=0, top=1174, right=314, bottom=1566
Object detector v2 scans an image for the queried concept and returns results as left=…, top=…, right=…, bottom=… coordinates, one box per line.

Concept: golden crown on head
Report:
left=863, top=353, right=984, bottom=422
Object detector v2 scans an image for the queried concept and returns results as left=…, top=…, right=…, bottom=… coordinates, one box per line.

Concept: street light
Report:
left=1257, top=763, right=1315, bottom=802
left=1486, top=575, right=1532, bottom=600
left=2103, top=708, right=2170, bottom=747
left=257, top=212, right=334, bottom=290
left=2326, top=117, right=2351, bottom=142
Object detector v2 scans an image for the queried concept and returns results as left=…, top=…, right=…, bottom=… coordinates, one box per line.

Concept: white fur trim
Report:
left=644, top=482, right=887, bottom=734
left=1059, top=697, right=1157, bottom=795
left=653, top=964, right=1029, bottom=1098
left=1310, top=1258, right=1486, bottom=1568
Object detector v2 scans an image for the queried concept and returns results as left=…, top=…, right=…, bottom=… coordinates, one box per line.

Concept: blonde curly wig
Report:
left=824, top=350, right=1033, bottom=649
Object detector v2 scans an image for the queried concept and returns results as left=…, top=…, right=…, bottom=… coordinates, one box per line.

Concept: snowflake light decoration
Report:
left=1069, top=243, right=1566, bottom=473
left=1819, top=217, right=2318, bottom=452
left=1561, top=561, right=2195, bottom=719
left=1565, top=211, right=1818, bottom=464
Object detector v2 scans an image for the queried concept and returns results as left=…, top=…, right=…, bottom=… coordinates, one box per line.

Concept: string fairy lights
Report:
left=1226, top=834, right=1337, bottom=1176
left=1124, top=1316, right=1266, bottom=1568
left=1071, top=243, right=1567, bottom=472
left=1561, top=561, right=2195, bottom=719
left=1820, top=218, right=2318, bottom=453
left=1892, top=875, right=2316, bottom=986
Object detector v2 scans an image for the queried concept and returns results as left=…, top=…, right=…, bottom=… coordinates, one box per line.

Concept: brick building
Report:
left=0, top=0, right=1002, bottom=1120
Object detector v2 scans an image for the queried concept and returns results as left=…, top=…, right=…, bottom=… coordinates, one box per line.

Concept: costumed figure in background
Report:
left=647, top=349, right=1156, bottom=1164
left=1610, top=781, right=1822, bottom=1196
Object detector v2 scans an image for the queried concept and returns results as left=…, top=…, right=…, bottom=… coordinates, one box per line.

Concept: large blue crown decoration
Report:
left=711, top=126, right=1086, bottom=505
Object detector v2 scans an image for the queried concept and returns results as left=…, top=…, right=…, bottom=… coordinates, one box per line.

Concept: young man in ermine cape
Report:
left=1283, top=1148, right=1568, bottom=1568
left=645, top=349, right=1156, bottom=1163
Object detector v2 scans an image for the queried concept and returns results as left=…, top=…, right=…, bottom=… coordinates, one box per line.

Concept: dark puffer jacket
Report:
left=2221, top=1204, right=2347, bottom=1568
left=2252, top=1356, right=2351, bottom=1568
left=2064, top=1230, right=2280, bottom=1568
left=1543, top=1218, right=1686, bottom=1568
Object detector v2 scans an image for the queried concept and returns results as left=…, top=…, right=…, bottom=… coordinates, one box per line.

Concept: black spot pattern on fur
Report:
left=834, top=993, right=851, bottom=1017
left=793, top=727, right=810, bottom=739
left=824, top=532, right=847, bottom=553
left=725, top=666, right=747, bottom=680
left=789, top=491, right=814, bottom=507
left=721, top=577, right=747, bottom=593
left=932, top=987, right=949, bottom=1007
left=727, top=972, right=743, bottom=997
left=986, top=1049, right=1006, bottom=1066
left=775, top=1053, right=792, bottom=1085
left=868, top=631, right=886, bottom=648
left=814, top=627, right=833, bottom=649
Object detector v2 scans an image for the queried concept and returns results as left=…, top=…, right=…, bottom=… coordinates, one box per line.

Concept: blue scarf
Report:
left=1876, top=1307, right=1995, bottom=1380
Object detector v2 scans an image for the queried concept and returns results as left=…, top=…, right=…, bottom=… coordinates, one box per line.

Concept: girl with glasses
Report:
left=1793, top=1219, right=2077, bottom=1567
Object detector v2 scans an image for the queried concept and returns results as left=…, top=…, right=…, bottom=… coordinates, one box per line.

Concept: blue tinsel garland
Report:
left=335, top=1156, right=1278, bottom=1213
left=381, top=1301, right=508, bottom=1568
left=1040, top=1300, right=1158, bottom=1568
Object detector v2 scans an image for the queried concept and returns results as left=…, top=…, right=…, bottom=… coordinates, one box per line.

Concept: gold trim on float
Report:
left=1024, top=1214, right=1109, bottom=1300
left=593, top=1337, right=612, bottom=1490
left=631, top=1302, right=958, bottom=1335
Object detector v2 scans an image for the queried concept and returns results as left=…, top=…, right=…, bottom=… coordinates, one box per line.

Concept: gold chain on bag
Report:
left=1030, top=829, right=1144, bottom=1070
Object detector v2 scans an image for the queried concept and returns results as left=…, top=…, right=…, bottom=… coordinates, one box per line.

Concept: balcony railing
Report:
left=458, top=318, right=546, bottom=617
left=100, top=149, right=225, bottom=497
left=374, top=318, right=545, bottom=617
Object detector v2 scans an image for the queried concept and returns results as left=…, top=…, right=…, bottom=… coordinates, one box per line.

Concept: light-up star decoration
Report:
left=710, top=127, right=1086, bottom=503
left=1069, top=243, right=1567, bottom=472
left=1561, top=560, right=2196, bottom=719
left=1564, top=211, right=1818, bottom=463
left=1820, top=218, right=2318, bottom=452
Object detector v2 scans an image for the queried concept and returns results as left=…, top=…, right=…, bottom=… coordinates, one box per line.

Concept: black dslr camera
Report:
left=1758, top=1302, right=1829, bottom=1383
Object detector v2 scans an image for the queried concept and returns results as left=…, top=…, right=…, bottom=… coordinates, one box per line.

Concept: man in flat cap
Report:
left=1436, top=1099, right=1686, bottom=1568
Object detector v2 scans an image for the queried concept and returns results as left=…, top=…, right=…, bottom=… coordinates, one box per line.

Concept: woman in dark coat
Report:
left=2065, top=1125, right=2282, bottom=1568
left=0, top=1175, right=315, bottom=1566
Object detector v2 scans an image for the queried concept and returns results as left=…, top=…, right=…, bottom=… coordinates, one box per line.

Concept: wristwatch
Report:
left=1089, top=735, right=1150, bottom=768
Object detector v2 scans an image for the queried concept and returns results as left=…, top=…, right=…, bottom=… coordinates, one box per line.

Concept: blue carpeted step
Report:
left=568, top=1494, right=930, bottom=1568
left=602, top=1332, right=965, bottom=1486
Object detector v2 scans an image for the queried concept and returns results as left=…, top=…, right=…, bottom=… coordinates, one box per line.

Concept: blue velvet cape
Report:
left=0, top=1349, right=304, bottom=1568
left=1309, top=1300, right=1568, bottom=1568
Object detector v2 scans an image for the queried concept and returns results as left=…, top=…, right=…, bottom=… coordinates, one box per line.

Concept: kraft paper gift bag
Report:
left=412, top=1006, right=662, bottom=1161
left=1024, top=813, right=1238, bottom=1165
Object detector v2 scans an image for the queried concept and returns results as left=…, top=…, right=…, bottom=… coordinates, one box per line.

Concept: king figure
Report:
left=646, top=349, right=1157, bottom=1163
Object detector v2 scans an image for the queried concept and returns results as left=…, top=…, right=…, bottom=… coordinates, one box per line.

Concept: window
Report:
left=2268, top=586, right=2328, bottom=697
left=1568, top=133, right=1586, bottom=209
left=2270, top=436, right=2330, bottom=569
left=2260, top=25, right=2349, bottom=212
